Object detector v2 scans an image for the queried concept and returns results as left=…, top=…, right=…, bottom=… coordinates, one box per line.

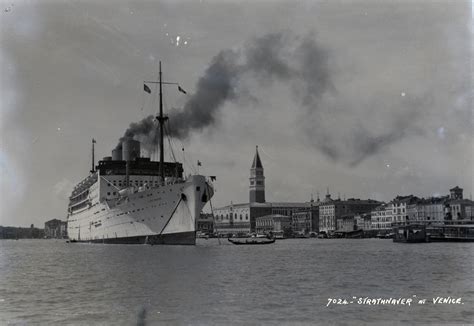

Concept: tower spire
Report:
left=249, top=145, right=265, bottom=203
left=251, top=145, right=263, bottom=169
left=325, top=188, right=331, bottom=201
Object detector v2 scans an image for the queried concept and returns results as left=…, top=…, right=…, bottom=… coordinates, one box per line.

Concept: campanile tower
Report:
left=249, top=146, right=265, bottom=203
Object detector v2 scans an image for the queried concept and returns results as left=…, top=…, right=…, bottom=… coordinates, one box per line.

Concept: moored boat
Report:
left=66, top=62, right=214, bottom=245
left=228, top=238, right=275, bottom=245
left=393, top=224, right=429, bottom=243
left=427, top=224, right=474, bottom=242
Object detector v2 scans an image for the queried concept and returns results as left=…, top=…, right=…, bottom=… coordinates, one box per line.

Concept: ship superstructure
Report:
left=66, top=62, right=214, bottom=245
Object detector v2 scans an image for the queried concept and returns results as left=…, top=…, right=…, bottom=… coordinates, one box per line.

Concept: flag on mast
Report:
left=144, top=84, right=151, bottom=94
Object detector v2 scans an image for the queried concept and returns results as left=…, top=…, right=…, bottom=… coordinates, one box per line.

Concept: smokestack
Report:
left=121, top=139, right=140, bottom=187
left=112, top=145, right=123, bottom=161
left=122, top=139, right=141, bottom=161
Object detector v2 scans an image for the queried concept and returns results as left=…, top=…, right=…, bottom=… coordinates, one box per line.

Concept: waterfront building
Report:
left=44, top=219, right=67, bottom=238
left=447, top=199, right=474, bottom=220
left=390, top=195, right=419, bottom=225
left=404, top=187, right=474, bottom=223
left=406, top=196, right=448, bottom=222
left=370, top=204, right=392, bottom=232
left=214, top=202, right=270, bottom=235
left=292, top=204, right=319, bottom=234
left=336, top=215, right=356, bottom=232
left=255, top=214, right=292, bottom=234
left=319, top=192, right=381, bottom=233
left=449, top=186, right=463, bottom=200
left=0, top=225, right=44, bottom=239
left=354, top=213, right=372, bottom=231
left=214, top=201, right=315, bottom=234
left=196, top=213, right=214, bottom=234
left=318, top=191, right=335, bottom=232
left=445, top=187, right=474, bottom=221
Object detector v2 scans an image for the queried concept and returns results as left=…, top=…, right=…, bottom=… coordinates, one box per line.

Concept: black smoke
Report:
left=170, top=50, right=240, bottom=139
left=116, top=115, right=158, bottom=150
left=117, top=31, right=419, bottom=165
left=118, top=32, right=332, bottom=145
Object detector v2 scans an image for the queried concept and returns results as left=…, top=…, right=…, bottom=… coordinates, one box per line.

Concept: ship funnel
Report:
left=112, top=145, right=123, bottom=161
left=122, top=139, right=140, bottom=161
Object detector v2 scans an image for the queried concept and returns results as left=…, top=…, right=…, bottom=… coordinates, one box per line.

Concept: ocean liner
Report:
left=66, top=62, right=214, bottom=245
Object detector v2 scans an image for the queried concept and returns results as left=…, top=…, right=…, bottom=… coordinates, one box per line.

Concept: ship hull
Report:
left=72, top=231, right=196, bottom=245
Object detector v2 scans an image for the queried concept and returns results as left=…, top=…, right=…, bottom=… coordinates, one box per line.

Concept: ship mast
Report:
left=145, top=61, right=185, bottom=182
left=157, top=61, right=168, bottom=182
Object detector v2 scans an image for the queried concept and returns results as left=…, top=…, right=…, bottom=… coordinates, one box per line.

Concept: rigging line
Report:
left=207, top=187, right=221, bottom=245
left=165, top=117, right=192, bottom=174
left=100, top=176, right=121, bottom=191
left=158, top=196, right=184, bottom=236
left=184, top=148, right=198, bottom=175
left=163, top=121, right=174, bottom=163
left=164, top=123, right=177, bottom=164
left=165, top=119, right=196, bottom=175
left=161, top=90, right=175, bottom=162
left=182, top=147, right=196, bottom=176
left=178, top=137, right=198, bottom=175
left=174, top=137, right=197, bottom=175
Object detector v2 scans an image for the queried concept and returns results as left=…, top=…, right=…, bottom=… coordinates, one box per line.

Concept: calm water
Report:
left=0, top=239, right=473, bottom=325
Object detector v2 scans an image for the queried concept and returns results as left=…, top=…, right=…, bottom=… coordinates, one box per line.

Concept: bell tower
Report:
left=249, top=146, right=265, bottom=203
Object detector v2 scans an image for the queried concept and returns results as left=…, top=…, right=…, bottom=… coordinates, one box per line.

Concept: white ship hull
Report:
left=67, top=175, right=212, bottom=245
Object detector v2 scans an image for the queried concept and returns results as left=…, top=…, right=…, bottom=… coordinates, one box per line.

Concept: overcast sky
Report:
left=1, top=0, right=472, bottom=227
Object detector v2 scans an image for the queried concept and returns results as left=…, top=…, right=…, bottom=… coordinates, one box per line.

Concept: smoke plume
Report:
left=118, top=32, right=331, bottom=144
left=118, top=31, right=420, bottom=165
left=170, top=50, right=240, bottom=139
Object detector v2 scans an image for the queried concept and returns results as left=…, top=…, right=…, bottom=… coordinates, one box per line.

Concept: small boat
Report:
left=272, top=231, right=285, bottom=239
left=196, top=231, right=209, bottom=239
left=317, top=232, right=328, bottom=239
left=228, top=238, right=275, bottom=245
left=376, top=232, right=394, bottom=239
left=393, top=224, right=429, bottom=243
left=333, top=229, right=364, bottom=239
